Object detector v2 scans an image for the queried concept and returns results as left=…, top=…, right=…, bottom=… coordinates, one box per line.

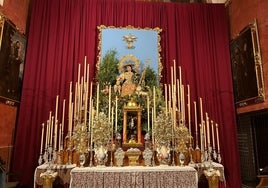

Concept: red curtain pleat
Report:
left=12, top=0, right=241, bottom=187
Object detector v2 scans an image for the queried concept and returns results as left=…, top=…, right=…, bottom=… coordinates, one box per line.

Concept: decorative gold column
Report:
left=40, top=171, right=58, bottom=188
left=204, top=169, right=220, bottom=188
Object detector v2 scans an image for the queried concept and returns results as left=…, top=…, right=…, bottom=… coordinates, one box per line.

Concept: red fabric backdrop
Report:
left=12, top=0, right=241, bottom=187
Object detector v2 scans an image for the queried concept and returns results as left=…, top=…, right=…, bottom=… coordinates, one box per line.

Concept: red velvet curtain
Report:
left=12, top=0, right=241, bottom=187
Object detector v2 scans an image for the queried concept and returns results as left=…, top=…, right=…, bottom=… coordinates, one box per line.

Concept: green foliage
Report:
left=96, top=49, right=118, bottom=87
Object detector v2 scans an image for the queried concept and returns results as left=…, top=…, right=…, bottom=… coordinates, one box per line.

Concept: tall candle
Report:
left=58, top=123, right=62, bottom=151
left=62, top=99, right=65, bottom=134
left=187, top=85, right=191, bottom=135
left=55, top=95, right=59, bottom=123
left=50, top=116, right=54, bottom=147
left=211, top=120, right=215, bottom=149
left=153, top=87, right=156, bottom=122
left=199, top=124, right=203, bottom=152
left=147, top=95, right=150, bottom=131
left=111, top=107, right=114, bottom=141
left=108, top=85, right=111, bottom=123
left=203, top=121, right=207, bottom=149
left=194, top=101, right=198, bottom=147
left=54, top=120, right=58, bottom=150
left=177, top=79, right=180, bottom=112
left=199, top=98, right=203, bottom=124
left=115, top=96, right=118, bottom=132
left=168, top=84, right=171, bottom=112
left=96, top=83, right=100, bottom=116
left=91, top=100, right=94, bottom=146
left=48, top=111, right=52, bottom=145
left=164, top=84, right=168, bottom=115
left=171, top=66, right=174, bottom=92
left=45, top=120, right=49, bottom=149
left=206, top=113, right=210, bottom=146
left=78, top=64, right=81, bottom=85
left=151, top=108, right=154, bottom=145
left=173, top=59, right=177, bottom=84
left=216, top=123, right=220, bottom=151
left=40, top=123, right=44, bottom=154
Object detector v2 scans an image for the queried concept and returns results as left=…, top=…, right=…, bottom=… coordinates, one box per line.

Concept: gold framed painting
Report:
left=230, top=19, right=265, bottom=107
left=97, top=25, right=162, bottom=86
left=0, top=15, right=27, bottom=106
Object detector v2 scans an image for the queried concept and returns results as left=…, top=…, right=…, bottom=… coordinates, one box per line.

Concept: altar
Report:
left=70, top=166, right=198, bottom=188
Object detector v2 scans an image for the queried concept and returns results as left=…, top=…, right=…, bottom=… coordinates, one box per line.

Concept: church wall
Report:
left=228, top=0, right=268, bottom=114
left=0, top=0, right=30, bottom=176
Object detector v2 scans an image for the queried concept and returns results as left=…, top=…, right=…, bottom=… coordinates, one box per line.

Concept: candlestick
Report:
left=40, top=123, right=44, bottom=154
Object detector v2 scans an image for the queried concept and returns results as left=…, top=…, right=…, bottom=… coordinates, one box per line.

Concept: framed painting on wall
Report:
left=230, top=19, right=265, bottom=107
left=97, top=25, right=162, bottom=85
left=0, top=15, right=27, bottom=106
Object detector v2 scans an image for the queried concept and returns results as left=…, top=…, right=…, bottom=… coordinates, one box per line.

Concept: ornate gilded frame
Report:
left=230, top=19, right=265, bottom=107
left=0, top=15, right=27, bottom=106
left=97, top=25, right=162, bottom=81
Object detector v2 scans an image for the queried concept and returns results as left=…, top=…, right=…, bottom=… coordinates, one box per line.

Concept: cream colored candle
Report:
left=199, top=98, right=203, bottom=124
left=168, top=84, right=171, bottom=112
left=78, top=64, right=81, bottom=85
left=203, top=121, right=207, bottom=149
left=165, top=84, right=168, bottom=115
left=194, top=101, right=198, bottom=136
left=96, top=83, right=100, bottom=116
left=211, top=120, right=215, bottom=149
left=153, top=87, right=156, bottom=122
left=177, top=79, right=180, bottom=112
left=45, top=120, right=49, bottom=149
left=50, top=116, right=54, bottom=147
left=58, top=123, right=62, bottom=151
left=216, top=123, right=220, bottom=151
left=206, top=113, right=210, bottom=146
left=147, top=95, right=150, bottom=131
left=40, top=123, right=44, bottom=154
left=115, top=96, right=118, bottom=132
left=187, top=85, right=191, bottom=135
left=111, top=107, right=114, bottom=141
left=55, top=95, right=59, bottom=123
left=54, top=120, right=58, bottom=150
left=173, top=59, right=176, bottom=84
left=62, top=99, right=65, bottom=135
left=108, top=85, right=111, bottom=123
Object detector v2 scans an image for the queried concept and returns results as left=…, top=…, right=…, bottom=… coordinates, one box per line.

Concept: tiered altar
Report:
left=36, top=48, right=224, bottom=187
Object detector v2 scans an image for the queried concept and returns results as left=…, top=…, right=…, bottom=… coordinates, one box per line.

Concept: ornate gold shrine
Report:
left=122, top=99, right=143, bottom=148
